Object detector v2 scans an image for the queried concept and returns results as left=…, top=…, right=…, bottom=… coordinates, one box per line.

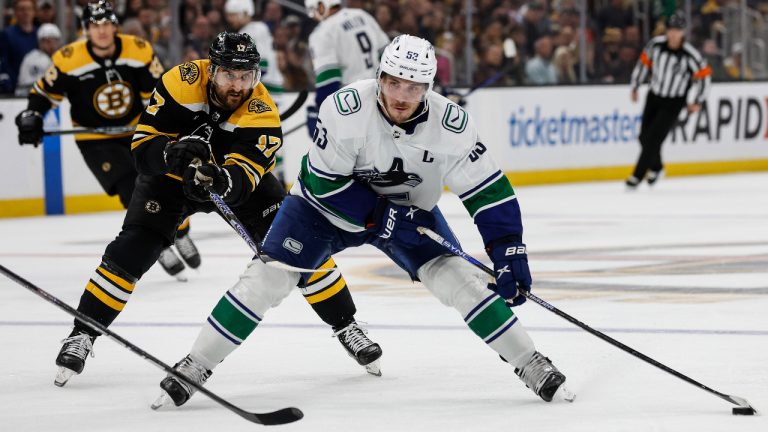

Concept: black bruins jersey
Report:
left=131, top=59, right=282, bottom=206
left=29, top=34, right=163, bottom=141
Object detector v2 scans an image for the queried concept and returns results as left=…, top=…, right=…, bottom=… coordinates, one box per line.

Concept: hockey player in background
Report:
left=14, top=1, right=201, bottom=280
left=304, top=0, right=389, bottom=137
left=53, top=31, right=382, bottom=389
left=15, top=23, right=62, bottom=97
left=155, top=35, right=573, bottom=408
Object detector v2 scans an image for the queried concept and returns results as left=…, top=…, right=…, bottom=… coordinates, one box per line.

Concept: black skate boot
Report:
left=158, top=247, right=187, bottom=281
left=333, top=321, right=383, bottom=376
left=625, top=176, right=641, bottom=190
left=54, top=329, right=96, bottom=387
left=646, top=169, right=664, bottom=186
left=151, top=355, right=212, bottom=409
left=174, top=231, right=201, bottom=269
left=515, top=351, right=575, bottom=402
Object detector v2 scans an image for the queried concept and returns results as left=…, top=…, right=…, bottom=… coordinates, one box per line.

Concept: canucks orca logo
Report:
left=354, top=158, right=423, bottom=187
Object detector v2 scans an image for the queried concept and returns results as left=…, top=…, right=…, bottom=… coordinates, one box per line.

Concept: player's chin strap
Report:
left=188, top=161, right=331, bottom=274
left=416, top=226, right=758, bottom=415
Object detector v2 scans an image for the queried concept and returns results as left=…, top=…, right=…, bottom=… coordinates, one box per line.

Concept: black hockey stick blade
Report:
left=417, top=227, right=758, bottom=414
left=279, top=90, right=308, bottom=121
left=0, top=264, right=304, bottom=425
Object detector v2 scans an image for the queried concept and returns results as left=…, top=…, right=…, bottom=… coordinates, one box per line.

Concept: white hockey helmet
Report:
left=224, top=0, right=255, bottom=17
left=305, top=0, right=341, bottom=18
left=377, top=35, right=437, bottom=101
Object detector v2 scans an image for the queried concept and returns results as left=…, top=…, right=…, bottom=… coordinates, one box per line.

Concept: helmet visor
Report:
left=211, top=67, right=261, bottom=89
left=378, top=76, right=429, bottom=103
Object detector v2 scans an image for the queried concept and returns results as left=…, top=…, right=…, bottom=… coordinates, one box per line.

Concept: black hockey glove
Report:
left=487, top=237, right=531, bottom=307
left=366, top=198, right=435, bottom=247
left=182, top=163, right=233, bottom=203
left=164, top=135, right=211, bottom=176
left=15, top=110, right=44, bottom=147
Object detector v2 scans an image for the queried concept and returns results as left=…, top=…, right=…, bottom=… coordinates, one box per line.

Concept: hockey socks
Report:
left=300, top=258, right=356, bottom=328
left=464, top=293, right=535, bottom=367
left=75, top=262, right=137, bottom=334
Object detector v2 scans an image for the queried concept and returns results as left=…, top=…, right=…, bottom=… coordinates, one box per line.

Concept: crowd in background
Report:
left=1, top=0, right=768, bottom=96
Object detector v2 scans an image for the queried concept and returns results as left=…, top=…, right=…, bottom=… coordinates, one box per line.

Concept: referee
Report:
left=626, top=11, right=712, bottom=188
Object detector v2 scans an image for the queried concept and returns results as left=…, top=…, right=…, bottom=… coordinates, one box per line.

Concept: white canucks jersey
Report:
left=308, top=9, right=389, bottom=89
left=295, top=79, right=519, bottom=239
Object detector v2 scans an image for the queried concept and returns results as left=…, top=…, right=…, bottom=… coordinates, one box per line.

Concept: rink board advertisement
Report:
left=1, top=81, right=767, bottom=217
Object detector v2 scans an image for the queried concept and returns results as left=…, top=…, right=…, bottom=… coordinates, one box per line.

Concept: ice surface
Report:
left=1, top=173, right=766, bottom=431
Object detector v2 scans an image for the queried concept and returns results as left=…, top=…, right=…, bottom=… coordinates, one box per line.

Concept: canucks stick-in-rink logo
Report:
left=354, top=157, right=422, bottom=187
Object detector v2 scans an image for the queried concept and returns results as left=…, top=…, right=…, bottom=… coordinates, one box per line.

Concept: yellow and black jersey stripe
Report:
left=28, top=34, right=163, bottom=142
left=132, top=59, right=284, bottom=205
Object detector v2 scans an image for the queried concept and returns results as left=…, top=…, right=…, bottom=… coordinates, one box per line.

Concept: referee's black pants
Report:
left=632, top=92, right=687, bottom=180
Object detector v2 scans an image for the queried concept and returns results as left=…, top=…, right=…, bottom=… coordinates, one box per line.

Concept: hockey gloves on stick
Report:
left=164, top=135, right=211, bottom=176
left=487, top=237, right=532, bottom=306
left=306, top=105, right=318, bottom=139
left=183, top=163, right=233, bottom=203
left=367, top=198, right=435, bottom=247
left=15, top=110, right=44, bottom=146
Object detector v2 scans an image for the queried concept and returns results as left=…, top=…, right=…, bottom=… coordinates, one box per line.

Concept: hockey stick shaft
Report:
left=205, top=187, right=332, bottom=274
left=417, top=227, right=756, bottom=411
left=283, top=121, right=307, bottom=137
left=44, top=125, right=136, bottom=136
left=0, top=264, right=303, bottom=425
left=279, top=90, right=308, bottom=122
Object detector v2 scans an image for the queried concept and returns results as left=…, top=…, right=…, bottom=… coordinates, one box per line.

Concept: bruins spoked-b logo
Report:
left=144, top=200, right=161, bottom=214
left=93, top=81, right=134, bottom=119
left=179, top=62, right=200, bottom=84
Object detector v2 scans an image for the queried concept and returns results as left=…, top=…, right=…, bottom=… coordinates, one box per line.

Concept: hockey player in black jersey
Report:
left=53, top=31, right=381, bottom=388
left=14, top=1, right=200, bottom=279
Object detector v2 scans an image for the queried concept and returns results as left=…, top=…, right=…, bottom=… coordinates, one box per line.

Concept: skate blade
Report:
left=151, top=390, right=174, bottom=410
left=174, top=270, right=189, bottom=282
left=555, top=384, right=576, bottom=403
left=364, top=360, right=382, bottom=377
left=54, top=367, right=76, bottom=387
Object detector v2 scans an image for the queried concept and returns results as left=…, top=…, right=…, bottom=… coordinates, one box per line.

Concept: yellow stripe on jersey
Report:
left=95, top=266, right=135, bottom=292
left=165, top=173, right=182, bottom=181
left=307, top=258, right=337, bottom=284
left=178, top=217, right=190, bottom=230
left=31, top=84, right=65, bottom=102
left=135, top=123, right=179, bottom=137
left=223, top=159, right=257, bottom=191
left=304, top=277, right=347, bottom=304
left=85, top=281, right=126, bottom=311
left=225, top=153, right=266, bottom=177
left=226, top=85, right=281, bottom=130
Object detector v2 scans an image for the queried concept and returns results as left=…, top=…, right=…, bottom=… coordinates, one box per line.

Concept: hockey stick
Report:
left=279, top=90, right=308, bottom=122
left=44, top=125, right=136, bottom=136
left=204, top=186, right=332, bottom=274
left=417, top=226, right=758, bottom=415
left=283, top=121, right=307, bottom=138
left=0, top=264, right=303, bottom=425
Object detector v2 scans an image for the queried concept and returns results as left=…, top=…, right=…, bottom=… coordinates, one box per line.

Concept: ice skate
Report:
left=158, top=247, right=187, bottom=282
left=151, top=355, right=212, bottom=409
left=646, top=169, right=664, bottom=186
left=54, top=329, right=95, bottom=387
left=333, top=321, right=382, bottom=376
left=174, top=231, right=201, bottom=269
left=625, top=176, right=641, bottom=191
left=515, top=351, right=575, bottom=402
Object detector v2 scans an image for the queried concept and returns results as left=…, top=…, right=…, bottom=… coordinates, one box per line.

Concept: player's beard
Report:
left=211, top=84, right=251, bottom=111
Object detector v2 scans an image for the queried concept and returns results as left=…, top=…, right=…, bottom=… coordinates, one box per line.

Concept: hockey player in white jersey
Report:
left=304, top=0, right=388, bottom=136
left=153, top=35, right=573, bottom=408
left=224, top=0, right=284, bottom=102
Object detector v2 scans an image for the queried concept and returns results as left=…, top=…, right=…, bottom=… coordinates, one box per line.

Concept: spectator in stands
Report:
left=375, top=2, right=399, bottom=39
left=187, top=14, right=213, bottom=57
left=596, top=27, right=623, bottom=82
left=596, top=0, right=633, bottom=35
left=263, top=1, right=283, bottom=33
left=15, top=22, right=60, bottom=96
left=36, top=0, right=55, bottom=24
left=701, top=38, right=729, bottom=82
left=526, top=35, right=558, bottom=85
left=724, top=42, right=753, bottom=81
left=0, top=0, right=38, bottom=93
left=553, top=25, right=577, bottom=83
left=522, top=1, right=550, bottom=57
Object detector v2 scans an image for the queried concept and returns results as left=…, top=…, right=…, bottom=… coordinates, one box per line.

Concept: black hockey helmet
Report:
left=82, top=0, right=119, bottom=29
left=209, top=32, right=261, bottom=71
left=667, top=10, right=687, bottom=30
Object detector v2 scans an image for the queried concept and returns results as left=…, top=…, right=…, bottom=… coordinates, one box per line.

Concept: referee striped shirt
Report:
left=630, top=35, right=712, bottom=103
